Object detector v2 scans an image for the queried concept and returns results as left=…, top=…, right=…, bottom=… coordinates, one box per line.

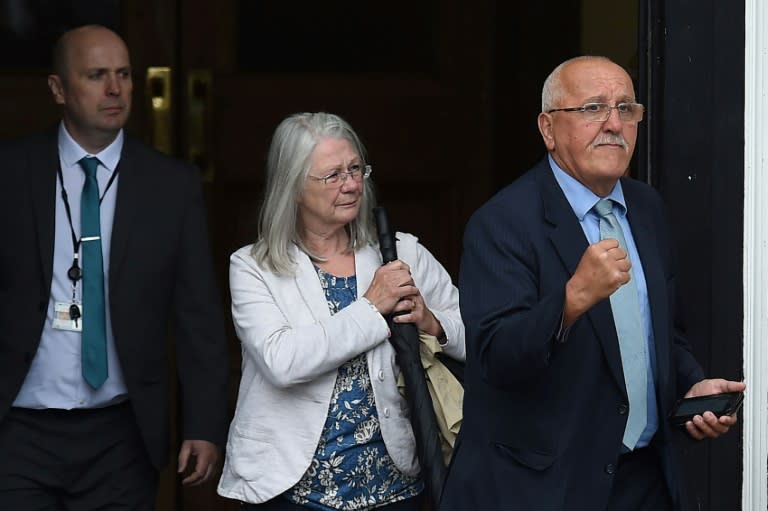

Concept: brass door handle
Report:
left=146, top=67, right=173, bottom=155
left=185, top=69, right=214, bottom=182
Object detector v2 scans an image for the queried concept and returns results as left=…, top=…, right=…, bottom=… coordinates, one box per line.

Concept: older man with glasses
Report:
left=439, top=56, right=745, bottom=511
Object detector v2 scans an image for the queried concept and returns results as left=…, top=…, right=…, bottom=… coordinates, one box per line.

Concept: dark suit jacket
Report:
left=0, top=130, right=229, bottom=469
left=440, top=158, right=705, bottom=511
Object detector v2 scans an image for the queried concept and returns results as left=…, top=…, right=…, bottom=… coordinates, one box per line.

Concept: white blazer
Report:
left=217, top=232, right=465, bottom=504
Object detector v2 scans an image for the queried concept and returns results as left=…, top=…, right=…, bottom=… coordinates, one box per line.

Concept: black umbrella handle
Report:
left=373, top=206, right=407, bottom=319
left=373, top=207, right=398, bottom=263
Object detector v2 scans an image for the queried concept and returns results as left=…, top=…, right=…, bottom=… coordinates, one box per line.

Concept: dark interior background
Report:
left=0, top=0, right=745, bottom=509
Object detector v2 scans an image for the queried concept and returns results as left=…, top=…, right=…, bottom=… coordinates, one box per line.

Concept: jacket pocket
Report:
left=492, top=442, right=555, bottom=471
left=226, top=421, right=273, bottom=481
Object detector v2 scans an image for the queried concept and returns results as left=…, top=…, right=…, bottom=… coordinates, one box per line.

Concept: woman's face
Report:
left=298, top=137, right=364, bottom=235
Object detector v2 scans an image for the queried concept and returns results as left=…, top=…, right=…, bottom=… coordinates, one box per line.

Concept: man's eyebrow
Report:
left=580, top=94, right=636, bottom=104
left=84, top=66, right=131, bottom=73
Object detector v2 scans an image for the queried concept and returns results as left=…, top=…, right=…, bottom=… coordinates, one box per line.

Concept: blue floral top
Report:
left=285, top=267, right=422, bottom=510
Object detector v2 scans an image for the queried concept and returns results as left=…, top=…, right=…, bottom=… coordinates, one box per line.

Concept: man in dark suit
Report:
left=0, top=25, right=229, bottom=509
left=440, top=56, right=745, bottom=511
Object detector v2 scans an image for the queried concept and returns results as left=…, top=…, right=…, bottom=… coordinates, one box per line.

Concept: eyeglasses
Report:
left=307, top=164, right=372, bottom=187
left=547, top=102, right=645, bottom=123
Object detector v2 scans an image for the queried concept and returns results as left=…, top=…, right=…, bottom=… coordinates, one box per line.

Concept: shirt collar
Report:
left=57, top=122, right=124, bottom=172
left=548, top=154, right=628, bottom=219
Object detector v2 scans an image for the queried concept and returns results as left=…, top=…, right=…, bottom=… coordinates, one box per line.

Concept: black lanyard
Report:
left=56, top=161, right=120, bottom=284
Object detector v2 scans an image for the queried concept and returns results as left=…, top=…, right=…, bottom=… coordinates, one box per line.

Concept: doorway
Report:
left=0, top=0, right=748, bottom=509
left=122, top=0, right=493, bottom=509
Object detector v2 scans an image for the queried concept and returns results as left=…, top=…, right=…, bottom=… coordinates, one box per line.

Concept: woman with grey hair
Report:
left=218, top=112, right=465, bottom=510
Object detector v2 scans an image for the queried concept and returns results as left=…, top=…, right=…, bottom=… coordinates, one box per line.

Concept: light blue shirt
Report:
left=549, top=155, right=658, bottom=448
left=13, top=123, right=128, bottom=409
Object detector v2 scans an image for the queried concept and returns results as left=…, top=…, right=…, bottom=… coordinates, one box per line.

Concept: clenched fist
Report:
left=563, top=238, right=631, bottom=326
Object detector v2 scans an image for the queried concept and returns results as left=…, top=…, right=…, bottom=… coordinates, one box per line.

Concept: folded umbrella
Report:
left=373, top=206, right=447, bottom=508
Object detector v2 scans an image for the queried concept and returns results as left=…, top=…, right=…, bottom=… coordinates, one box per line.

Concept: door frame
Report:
left=638, top=0, right=767, bottom=509
left=743, top=0, right=768, bottom=508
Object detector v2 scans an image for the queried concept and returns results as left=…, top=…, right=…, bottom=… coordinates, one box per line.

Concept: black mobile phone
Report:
left=668, top=391, right=744, bottom=426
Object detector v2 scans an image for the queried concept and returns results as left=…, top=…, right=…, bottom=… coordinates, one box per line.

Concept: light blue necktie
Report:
left=79, top=156, right=108, bottom=389
left=594, top=198, right=648, bottom=450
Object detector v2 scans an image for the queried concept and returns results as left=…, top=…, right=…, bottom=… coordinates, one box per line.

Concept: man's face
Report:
left=48, top=27, right=132, bottom=147
left=538, top=59, right=638, bottom=196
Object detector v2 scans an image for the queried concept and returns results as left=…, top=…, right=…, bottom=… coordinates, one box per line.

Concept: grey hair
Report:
left=251, top=112, right=378, bottom=275
left=541, top=55, right=616, bottom=112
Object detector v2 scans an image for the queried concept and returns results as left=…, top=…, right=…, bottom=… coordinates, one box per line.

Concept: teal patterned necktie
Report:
left=594, top=198, right=648, bottom=450
left=79, top=156, right=108, bottom=389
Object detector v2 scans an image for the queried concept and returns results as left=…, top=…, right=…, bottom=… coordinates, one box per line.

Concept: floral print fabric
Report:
left=285, top=268, right=422, bottom=510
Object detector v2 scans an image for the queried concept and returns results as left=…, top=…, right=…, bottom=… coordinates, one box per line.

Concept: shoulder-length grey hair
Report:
left=251, top=112, right=378, bottom=275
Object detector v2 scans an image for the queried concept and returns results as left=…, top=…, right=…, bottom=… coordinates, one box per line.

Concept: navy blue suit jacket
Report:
left=440, top=158, right=704, bottom=510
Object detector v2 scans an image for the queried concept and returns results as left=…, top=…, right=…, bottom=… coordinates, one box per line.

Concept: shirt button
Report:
left=618, top=404, right=628, bottom=415
left=378, top=370, right=385, bottom=381
left=383, top=408, right=390, bottom=418
left=605, top=463, right=616, bottom=475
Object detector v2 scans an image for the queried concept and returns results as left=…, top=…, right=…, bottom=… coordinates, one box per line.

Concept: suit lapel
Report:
left=109, top=138, right=141, bottom=284
left=29, top=132, right=59, bottom=289
left=354, top=244, right=380, bottom=299
left=293, top=246, right=331, bottom=318
left=291, top=243, right=381, bottom=318
left=536, top=162, right=627, bottom=395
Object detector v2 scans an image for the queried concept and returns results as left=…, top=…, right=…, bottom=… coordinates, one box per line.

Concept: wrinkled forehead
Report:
left=561, top=60, right=635, bottom=103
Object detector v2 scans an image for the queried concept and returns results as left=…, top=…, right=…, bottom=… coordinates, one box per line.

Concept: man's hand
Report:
left=683, top=379, right=747, bottom=440
left=563, top=239, right=630, bottom=326
left=178, top=439, right=220, bottom=486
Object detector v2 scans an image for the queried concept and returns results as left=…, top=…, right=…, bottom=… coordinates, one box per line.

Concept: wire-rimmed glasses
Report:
left=547, top=102, right=645, bottom=123
left=307, top=164, right=373, bottom=187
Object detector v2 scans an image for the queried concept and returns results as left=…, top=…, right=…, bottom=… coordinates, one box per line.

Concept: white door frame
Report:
left=743, top=0, right=768, bottom=508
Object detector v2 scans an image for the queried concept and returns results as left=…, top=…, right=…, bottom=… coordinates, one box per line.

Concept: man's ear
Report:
left=48, top=75, right=65, bottom=105
left=537, top=112, right=556, bottom=151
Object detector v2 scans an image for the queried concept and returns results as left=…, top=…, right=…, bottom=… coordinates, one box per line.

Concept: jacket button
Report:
left=605, top=463, right=616, bottom=475
left=617, top=404, right=628, bottom=415
left=383, top=408, right=390, bottom=418
left=378, top=370, right=385, bottom=381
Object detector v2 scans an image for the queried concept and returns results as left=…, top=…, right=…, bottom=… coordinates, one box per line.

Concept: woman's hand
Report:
left=363, top=260, right=444, bottom=337
left=392, top=289, right=443, bottom=337
left=363, top=260, right=418, bottom=315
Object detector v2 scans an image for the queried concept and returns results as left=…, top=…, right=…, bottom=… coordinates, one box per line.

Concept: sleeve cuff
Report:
left=555, top=312, right=572, bottom=343
left=360, top=296, right=380, bottom=315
